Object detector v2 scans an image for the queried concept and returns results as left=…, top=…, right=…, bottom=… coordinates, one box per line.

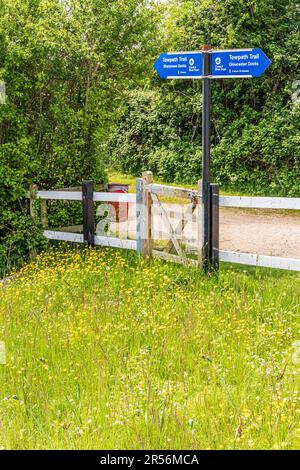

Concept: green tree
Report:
left=0, top=0, right=160, bottom=274
left=111, top=0, right=300, bottom=194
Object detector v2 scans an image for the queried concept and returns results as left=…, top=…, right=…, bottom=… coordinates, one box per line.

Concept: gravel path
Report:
left=113, top=203, right=300, bottom=259
left=219, top=208, right=300, bottom=258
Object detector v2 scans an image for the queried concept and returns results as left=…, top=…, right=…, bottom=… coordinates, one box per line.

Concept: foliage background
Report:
left=0, top=0, right=299, bottom=274
left=111, top=0, right=300, bottom=195
left=0, top=0, right=160, bottom=274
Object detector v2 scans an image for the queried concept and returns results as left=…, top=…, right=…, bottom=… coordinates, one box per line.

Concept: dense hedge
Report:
left=111, top=0, right=300, bottom=195
left=0, top=0, right=158, bottom=275
left=111, top=87, right=300, bottom=195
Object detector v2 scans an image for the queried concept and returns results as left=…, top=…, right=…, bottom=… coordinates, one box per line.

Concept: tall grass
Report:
left=0, top=246, right=299, bottom=449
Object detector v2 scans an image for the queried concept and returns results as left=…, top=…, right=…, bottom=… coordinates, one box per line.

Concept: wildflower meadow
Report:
left=0, top=246, right=299, bottom=450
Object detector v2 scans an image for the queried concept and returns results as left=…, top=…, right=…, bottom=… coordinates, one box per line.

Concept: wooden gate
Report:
left=136, top=171, right=218, bottom=267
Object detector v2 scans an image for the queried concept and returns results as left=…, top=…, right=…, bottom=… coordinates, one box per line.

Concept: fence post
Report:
left=202, top=180, right=211, bottom=272
left=29, top=184, right=38, bottom=223
left=136, top=178, right=144, bottom=254
left=142, top=171, right=153, bottom=257
left=82, top=180, right=95, bottom=247
left=210, top=183, right=219, bottom=271
left=197, top=180, right=203, bottom=267
left=29, top=184, right=39, bottom=260
left=40, top=200, right=48, bottom=228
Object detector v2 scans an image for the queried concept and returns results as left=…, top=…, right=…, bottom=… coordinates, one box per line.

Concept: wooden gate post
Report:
left=197, top=180, right=203, bottom=267
left=210, top=183, right=219, bottom=270
left=82, top=180, right=95, bottom=247
left=136, top=178, right=144, bottom=254
left=142, top=171, right=153, bottom=257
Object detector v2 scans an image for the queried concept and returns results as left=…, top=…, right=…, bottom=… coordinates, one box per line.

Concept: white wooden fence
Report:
left=218, top=195, right=300, bottom=271
left=219, top=196, right=300, bottom=210
left=35, top=189, right=137, bottom=251
left=29, top=183, right=300, bottom=272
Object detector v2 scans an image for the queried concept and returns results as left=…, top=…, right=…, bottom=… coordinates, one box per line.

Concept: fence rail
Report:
left=30, top=190, right=136, bottom=203
left=219, top=196, right=300, bottom=210
left=32, top=190, right=300, bottom=209
left=28, top=177, right=300, bottom=273
left=219, top=250, right=300, bottom=271
left=43, top=230, right=137, bottom=250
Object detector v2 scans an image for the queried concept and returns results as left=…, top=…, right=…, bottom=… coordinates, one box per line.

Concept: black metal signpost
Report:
left=153, top=46, right=271, bottom=271
left=201, top=45, right=212, bottom=271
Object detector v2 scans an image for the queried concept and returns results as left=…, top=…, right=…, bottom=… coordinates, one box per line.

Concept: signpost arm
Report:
left=202, top=45, right=212, bottom=271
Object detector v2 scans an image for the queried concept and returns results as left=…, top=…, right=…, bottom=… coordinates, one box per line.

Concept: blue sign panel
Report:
left=211, top=48, right=271, bottom=78
left=153, top=52, right=203, bottom=79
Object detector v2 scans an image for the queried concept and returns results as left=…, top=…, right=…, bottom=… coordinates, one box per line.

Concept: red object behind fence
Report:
left=107, top=183, right=129, bottom=222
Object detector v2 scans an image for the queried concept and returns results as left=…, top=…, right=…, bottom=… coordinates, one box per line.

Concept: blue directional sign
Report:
left=211, top=48, right=271, bottom=78
left=153, top=48, right=271, bottom=79
left=153, top=52, right=203, bottom=79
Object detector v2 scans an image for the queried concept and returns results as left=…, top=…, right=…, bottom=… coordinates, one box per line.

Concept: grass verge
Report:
left=0, top=245, right=299, bottom=449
